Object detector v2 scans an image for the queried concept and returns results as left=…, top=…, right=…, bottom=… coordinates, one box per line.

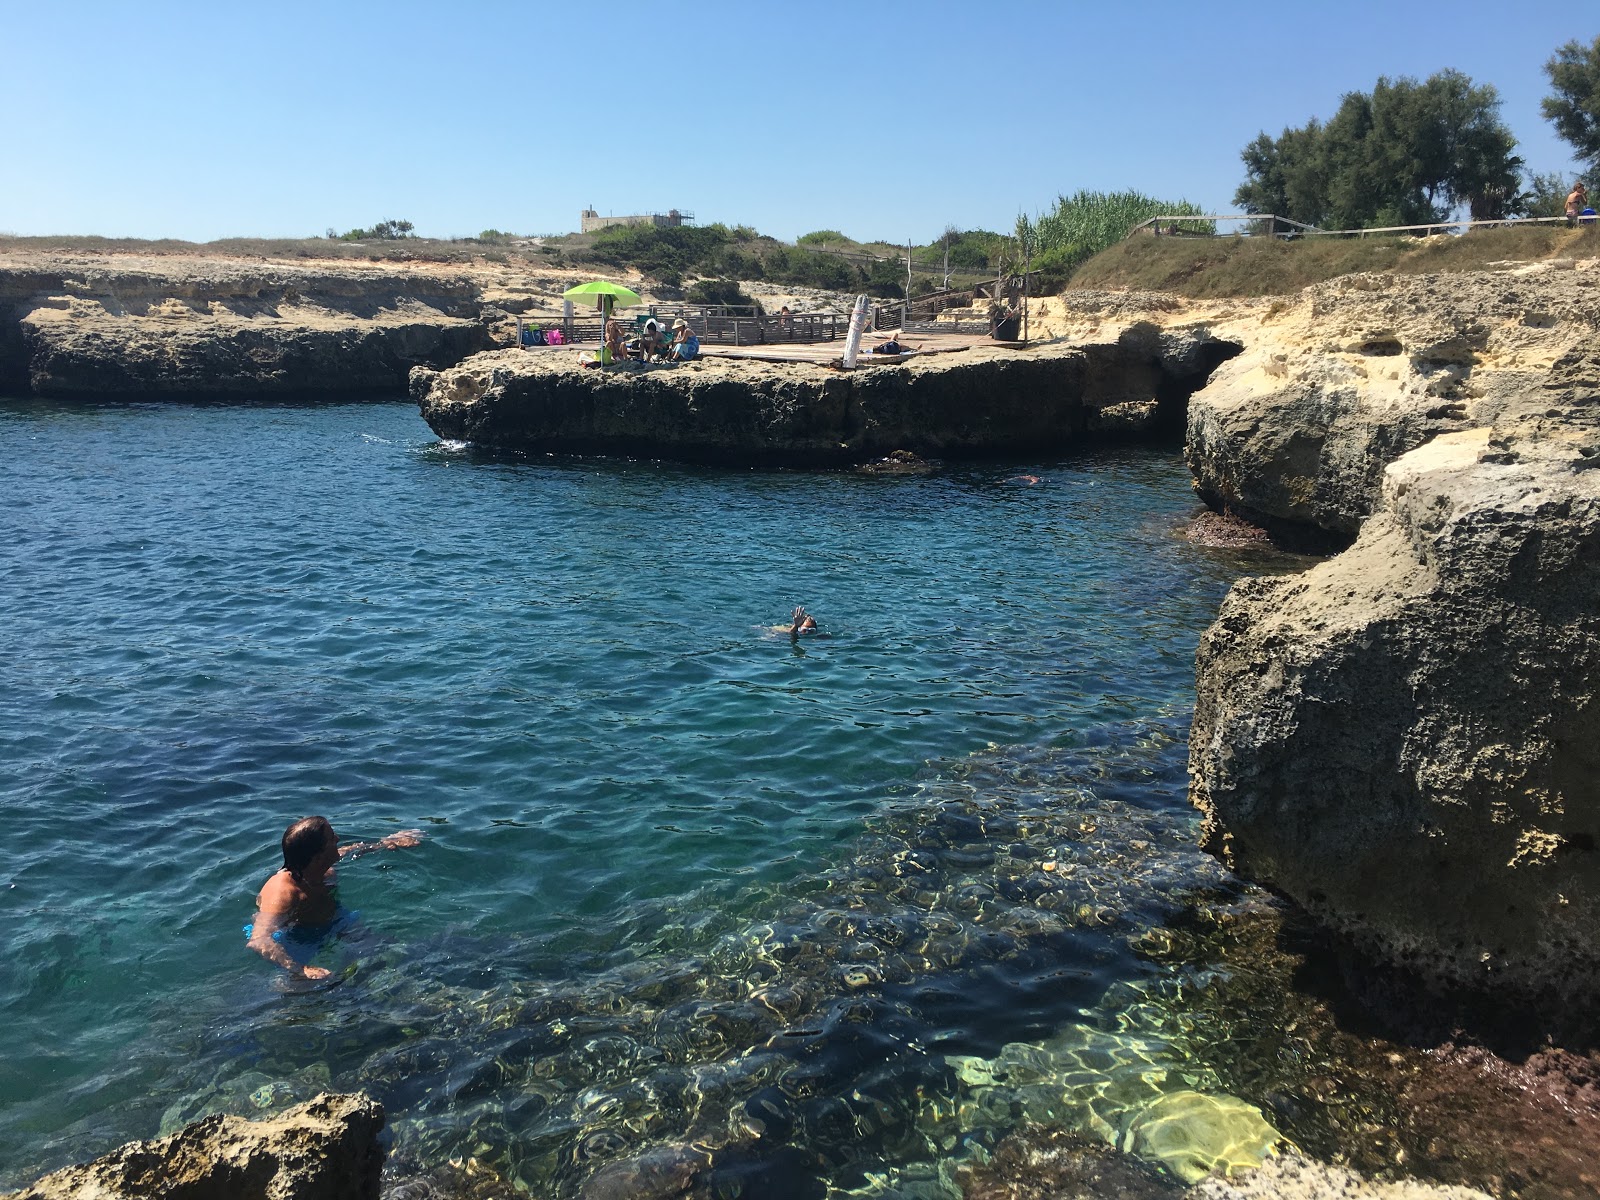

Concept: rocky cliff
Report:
left=1189, top=263, right=1600, bottom=1009
left=0, top=251, right=491, bottom=397
left=1186, top=264, right=1599, bottom=545
left=411, top=323, right=1239, bottom=465
left=2, top=1093, right=384, bottom=1200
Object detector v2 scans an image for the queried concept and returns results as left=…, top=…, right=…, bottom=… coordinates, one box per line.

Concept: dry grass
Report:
left=1068, top=225, right=1599, bottom=297
left=0, top=234, right=559, bottom=266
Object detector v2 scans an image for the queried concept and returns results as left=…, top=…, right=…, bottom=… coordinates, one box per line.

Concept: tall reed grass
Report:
left=1033, top=190, right=1210, bottom=261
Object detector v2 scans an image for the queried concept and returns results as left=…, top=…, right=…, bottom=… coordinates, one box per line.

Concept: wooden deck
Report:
left=701, top=327, right=1009, bottom=364
left=511, top=312, right=1020, bottom=366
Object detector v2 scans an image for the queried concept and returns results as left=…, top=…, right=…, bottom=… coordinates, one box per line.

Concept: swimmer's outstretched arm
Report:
left=337, top=829, right=424, bottom=861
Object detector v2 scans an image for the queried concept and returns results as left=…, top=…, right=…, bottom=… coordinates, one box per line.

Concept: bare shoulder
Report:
left=255, top=869, right=300, bottom=913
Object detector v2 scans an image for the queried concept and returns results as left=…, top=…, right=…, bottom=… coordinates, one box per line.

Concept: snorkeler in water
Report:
left=247, top=816, right=421, bottom=980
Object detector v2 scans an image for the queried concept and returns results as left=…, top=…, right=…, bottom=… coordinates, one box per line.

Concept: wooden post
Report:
left=904, top=240, right=913, bottom=329
left=515, top=315, right=524, bottom=350
left=843, top=294, right=870, bottom=368
left=1023, top=239, right=1030, bottom=347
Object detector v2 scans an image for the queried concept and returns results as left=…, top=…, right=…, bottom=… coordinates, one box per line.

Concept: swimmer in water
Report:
left=771, top=605, right=819, bottom=640
left=1008, top=474, right=1041, bottom=485
left=247, top=816, right=421, bottom=980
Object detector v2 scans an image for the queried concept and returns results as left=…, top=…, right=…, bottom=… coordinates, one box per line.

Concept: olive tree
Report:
left=1234, top=69, right=1521, bottom=228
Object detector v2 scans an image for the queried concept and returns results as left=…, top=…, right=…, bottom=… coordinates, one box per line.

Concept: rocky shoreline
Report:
left=0, top=250, right=491, bottom=397
left=1186, top=263, right=1600, bottom=1014
left=409, top=323, right=1239, bottom=466
left=0, top=1094, right=384, bottom=1200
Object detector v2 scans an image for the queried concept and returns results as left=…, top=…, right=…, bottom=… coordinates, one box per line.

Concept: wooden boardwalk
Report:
left=701, top=328, right=1003, bottom=365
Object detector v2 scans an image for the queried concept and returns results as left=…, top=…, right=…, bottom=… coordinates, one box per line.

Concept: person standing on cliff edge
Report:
left=246, top=816, right=421, bottom=981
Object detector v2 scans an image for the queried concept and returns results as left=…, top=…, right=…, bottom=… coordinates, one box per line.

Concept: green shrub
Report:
left=914, top=229, right=1006, bottom=272
left=686, top=279, right=761, bottom=310
left=863, top=258, right=906, bottom=299
left=590, top=224, right=727, bottom=280
left=715, top=248, right=765, bottom=280
left=335, top=219, right=415, bottom=241
left=797, top=229, right=849, bottom=246
left=1029, top=241, right=1093, bottom=291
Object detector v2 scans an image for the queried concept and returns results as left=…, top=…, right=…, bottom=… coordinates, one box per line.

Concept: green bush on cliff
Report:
left=796, top=230, right=851, bottom=247
left=334, top=219, right=416, bottom=241
left=589, top=224, right=728, bottom=283
left=686, top=279, right=762, bottom=310
left=912, top=228, right=1008, bottom=273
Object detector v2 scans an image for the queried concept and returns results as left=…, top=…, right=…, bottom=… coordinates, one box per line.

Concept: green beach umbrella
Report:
left=562, top=280, right=642, bottom=312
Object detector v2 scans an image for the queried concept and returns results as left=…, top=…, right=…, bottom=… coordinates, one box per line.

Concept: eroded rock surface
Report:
left=1186, top=265, right=1600, bottom=542
left=0, top=251, right=491, bottom=396
left=2, top=1093, right=384, bottom=1200
left=1191, top=340, right=1600, bottom=1006
left=411, top=323, right=1237, bottom=465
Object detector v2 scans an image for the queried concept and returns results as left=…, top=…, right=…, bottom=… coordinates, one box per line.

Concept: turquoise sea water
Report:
left=0, top=397, right=1265, bottom=1193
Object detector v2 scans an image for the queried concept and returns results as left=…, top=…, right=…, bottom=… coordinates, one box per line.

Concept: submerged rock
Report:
left=2, top=1092, right=384, bottom=1200
left=1120, top=1090, right=1284, bottom=1185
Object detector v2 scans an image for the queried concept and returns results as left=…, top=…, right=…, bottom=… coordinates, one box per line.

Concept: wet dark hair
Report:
left=281, top=816, right=334, bottom=880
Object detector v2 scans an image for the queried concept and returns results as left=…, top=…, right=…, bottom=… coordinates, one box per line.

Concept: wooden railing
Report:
left=1127, top=213, right=1577, bottom=240
left=514, top=311, right=843, bottom=349
left=694, top=312, right=842, bottom=345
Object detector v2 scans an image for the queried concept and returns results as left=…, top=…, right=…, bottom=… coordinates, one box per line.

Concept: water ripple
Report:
left=0, top=398, right=1274, bottom=1190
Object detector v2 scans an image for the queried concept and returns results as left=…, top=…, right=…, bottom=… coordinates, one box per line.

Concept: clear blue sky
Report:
left=2, top=1, right=1590, bottom=244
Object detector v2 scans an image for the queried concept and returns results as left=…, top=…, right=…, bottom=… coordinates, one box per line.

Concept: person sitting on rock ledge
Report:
left=631, top=318, right=667, bottom=361
left=246, top=816, right=421, bottom=981
left=669, top=318, right=700, bottom=362
left=603, top=319, right=628, bottom=365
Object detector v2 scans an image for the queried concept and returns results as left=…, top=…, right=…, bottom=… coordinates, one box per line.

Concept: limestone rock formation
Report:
left=1191, top=342, right=1600, bottom=1005
left=0, top=251, right=491, bottom=397
left=1187, top=265, right=1599, bottom=543
left=411, top=324, right=1238, bottom=465
left=2, top=1092, right=384, bottom=1200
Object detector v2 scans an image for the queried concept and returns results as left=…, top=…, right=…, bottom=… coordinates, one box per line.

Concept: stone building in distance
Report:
left=579, top=208, right=693, bottom=234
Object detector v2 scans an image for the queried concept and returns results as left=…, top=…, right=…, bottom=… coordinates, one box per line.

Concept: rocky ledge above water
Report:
left=1, top=1093, right=384, bottom=1200
left=0, top=250, right=492, bottom=397
left=1186, top=263, right=1600, bottom=545
left=410, top=324, right=1240, bottom=466
left=1189, top=275, right=1600, bottom=1013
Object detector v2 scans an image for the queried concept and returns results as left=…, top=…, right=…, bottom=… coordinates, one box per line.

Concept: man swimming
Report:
left=771, top=605, right=819, bottom=640
left=247, top=816, right=421, bottom=980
